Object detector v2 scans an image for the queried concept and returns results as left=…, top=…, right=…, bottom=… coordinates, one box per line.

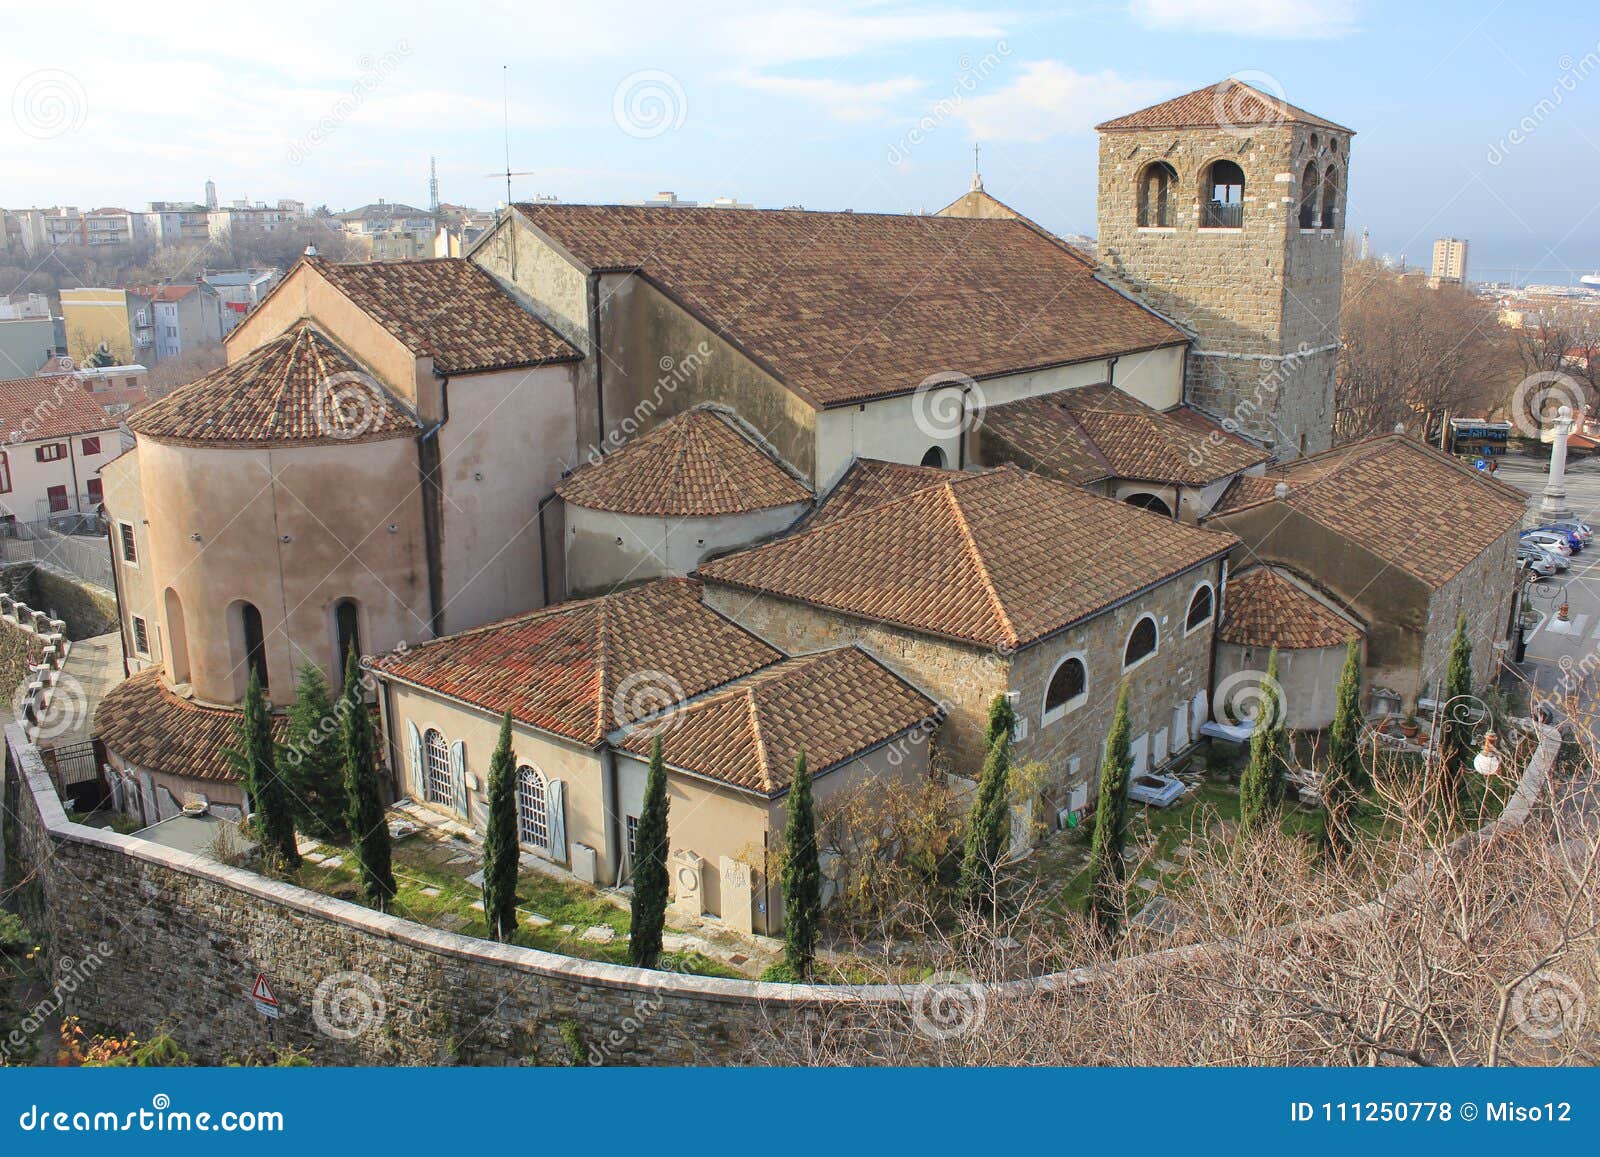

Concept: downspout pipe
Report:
left=587, top=276, right=607, bottom=452
left=416, top=373, right=450, bottom=637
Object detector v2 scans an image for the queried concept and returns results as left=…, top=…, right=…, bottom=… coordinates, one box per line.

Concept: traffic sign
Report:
left=1474, top=458, right=1487, bottom=471
left=251, top=972, right=281, bottom=1019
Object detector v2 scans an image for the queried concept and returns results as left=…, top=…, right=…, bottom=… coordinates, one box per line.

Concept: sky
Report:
left=3, top=0, right=1599, bottom=282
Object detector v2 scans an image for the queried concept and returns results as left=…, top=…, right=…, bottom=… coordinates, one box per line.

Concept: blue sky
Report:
left=4, top=0, right=1598, bottom=280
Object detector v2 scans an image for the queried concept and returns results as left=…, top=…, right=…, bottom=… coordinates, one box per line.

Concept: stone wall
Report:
left=0, top=562, right=116, bottom=640
left=2, top=715, right=1559, bottom=1066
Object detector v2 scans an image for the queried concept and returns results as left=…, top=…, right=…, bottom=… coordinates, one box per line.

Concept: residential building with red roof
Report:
left=0, top=373, right=123, bottom=523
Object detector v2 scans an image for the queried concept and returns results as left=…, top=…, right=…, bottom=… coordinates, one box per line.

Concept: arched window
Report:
left=517, top=765, right=550, bottom=850
left=1297, top=161, right=1319, bottom=229
left=1320, top=164, right=1340, bottom=229
left=1043, top=655, right=1087, bottom=721
left=164, top=587, right=190, bottom=685
left=423, top=728, right=452, bottom=806
left=1186, top=584, right=1214, bottom=633
left=1201, top=160, right=1245, bottom=228
left=334, top=598, right=361, bottom=683
left=1124, top=615, right=1158, bottom=668
left=1137, top=161, right=1177, bottom=227
left=239, top=601, right=268, bottom=690
left=920, top=445, right=947, bottom=468
left=1124, top=492, right=1173, bottom=518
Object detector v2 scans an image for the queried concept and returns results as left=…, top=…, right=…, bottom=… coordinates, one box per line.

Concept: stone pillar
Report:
left=1538, top=404, right=1579, bottom=522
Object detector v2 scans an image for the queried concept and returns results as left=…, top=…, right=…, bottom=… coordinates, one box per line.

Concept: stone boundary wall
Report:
left=1, top=721, right=1561, bottom=1065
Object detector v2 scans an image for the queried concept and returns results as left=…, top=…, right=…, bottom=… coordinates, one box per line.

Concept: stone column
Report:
left=1538, top=404, right=1578, bottom=522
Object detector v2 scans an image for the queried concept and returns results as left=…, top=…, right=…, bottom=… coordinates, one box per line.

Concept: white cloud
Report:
left=953, top=62, right=1168, bottom=142
left=719, top=7, right=1009, bottom=65
left=1129, top=0, right=1360, bottom=39
left=731, top=70, right=925, bottom=122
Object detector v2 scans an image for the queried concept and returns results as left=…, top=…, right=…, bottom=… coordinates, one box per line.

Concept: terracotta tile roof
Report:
left=130, top=325, right=420, bottom=448
left=555, top=407, right=810, bottom=516
left=979, top=385, right=1269, bottom=486
left=94, top=669, right=290, bottom=783
left=312, top=257, right=583, bottom=374
left=1218, top=567, right=1362, bottom=650
left=698, top=464, right=1236, bottom=649
left=125, top=284, right=198, bottom=302
left=370, top=579, right=782, bottom=746
left=1205, top=434, right=1527, bottom=589
left=805, top=458, right=964, bottom=528
left=513, top=203, right=1184, bottom=408
left=1096, top=79, right=1352, bottom=133
left=0, top=375, right=121, bottom=442
left=618, top=646, right=939, bottom=796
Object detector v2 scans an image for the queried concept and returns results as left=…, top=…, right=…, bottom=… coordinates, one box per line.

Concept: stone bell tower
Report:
left=1095, top=78, right=1354, bottom=457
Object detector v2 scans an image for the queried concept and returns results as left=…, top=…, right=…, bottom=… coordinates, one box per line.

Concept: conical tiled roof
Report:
left=130, top=325, right=420, bottom=447
left=555, top=408, right=810, bottom=516
left=1218, top=567, right=1362, bottom=650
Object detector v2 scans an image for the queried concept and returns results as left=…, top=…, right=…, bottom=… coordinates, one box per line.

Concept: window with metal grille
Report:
left=119, top=522, right=137, bottom=564
left=517, top=766, right=549, bottom=850
left=626, top=815, right=639, bottom=863
left=423, top=729, right=451, bottom=806
left=131, top=615, right=149, bottom=656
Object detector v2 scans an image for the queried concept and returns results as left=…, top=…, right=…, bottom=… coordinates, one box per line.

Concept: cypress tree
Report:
left=781, top=748, right=821, bottom=979
left=481, top=711, right=520, bottom=942
left=1239, top=648, right=1286, bottom=836
left=629, top=735, right=670, bottom=969
left=340, top=643, right=395, bottom=908
left=1322, top=639, right=1364, bottom=856
left=228, top=668, right=300, bottom=874
left=1086, top=682, right=1133, bottom=941
left=960, top=694, right=1014, bottom=908
left=1441, top=612, right=1474, bottom=811
left=283, top=662, right=349, bottom=842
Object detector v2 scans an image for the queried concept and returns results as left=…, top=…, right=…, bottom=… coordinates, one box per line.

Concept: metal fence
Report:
left=0, top=519, right=114, bottom=590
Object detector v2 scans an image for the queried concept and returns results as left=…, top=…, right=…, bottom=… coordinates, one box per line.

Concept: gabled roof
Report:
left=980, top=384, right=1270, bottom=486
left=698, top=464, right=1236, bottom=649
left=617, top=647, right=940, bottom=796
left=336, top=202, right=431, bottom=220
left=309, top=257, right=582, bottom=374
left=555, top=407, right=810, bottom=517
left=130, top=324, right=420, bottom=447
left=1205, top=434, right=1526, bottom=589
left=370, top=579, right=783, bottom=747
left=93, top=670, right=291, bottom=784
left=1096, top=79, right=1353, bottom=134
left=512, top=203, right=1185, bottom=409
left=0, top=375, right=121, bottom=442
left=1219, top=567, right=1362, bottom=650
left=806, top=458, right=966, bottom=528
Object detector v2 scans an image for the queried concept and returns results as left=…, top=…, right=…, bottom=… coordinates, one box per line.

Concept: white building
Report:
left=0, top=374, right=123, bottom=523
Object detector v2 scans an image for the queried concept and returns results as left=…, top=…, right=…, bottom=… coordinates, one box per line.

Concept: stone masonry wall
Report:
left=1416, top=524, right=1521, bottom=700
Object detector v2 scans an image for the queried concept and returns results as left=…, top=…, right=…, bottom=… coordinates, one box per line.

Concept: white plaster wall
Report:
left=564, top=501, right=807, bottom=595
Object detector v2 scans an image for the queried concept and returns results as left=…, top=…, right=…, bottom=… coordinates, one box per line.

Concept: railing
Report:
left=1201, top=201, right=1244, bottom=229
left=33, top=495, right=104, bottom=523
left=0, top=519, right=113, bottom=590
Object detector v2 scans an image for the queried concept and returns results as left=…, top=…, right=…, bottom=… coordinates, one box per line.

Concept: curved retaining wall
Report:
left=1, top=722, right=1561, bottom=1065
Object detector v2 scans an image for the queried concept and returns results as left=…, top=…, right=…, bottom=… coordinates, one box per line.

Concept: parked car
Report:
left=1519, top=540, right=1569, bottom=567
left=1519, top=552, right=1557, bottom=578
left=1544, top=520, right=1593, bottom=544
left=1127, top=772, right=1187, bottom=808
left=1534, top=525, right=1585, bottom=551
left=1521, top=530, right=1573, bottom=556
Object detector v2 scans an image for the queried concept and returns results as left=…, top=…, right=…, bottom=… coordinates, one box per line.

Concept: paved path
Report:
left=36, top=631, right=125, bottom=749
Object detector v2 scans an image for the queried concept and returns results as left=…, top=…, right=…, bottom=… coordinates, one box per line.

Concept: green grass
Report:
left=293, top=834, right=739, bottom=978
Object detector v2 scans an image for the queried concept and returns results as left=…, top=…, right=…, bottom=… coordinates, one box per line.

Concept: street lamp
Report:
left=1425, top=693, right=1499, bottom=774
left=1472, top=730, right=1502, bottom=777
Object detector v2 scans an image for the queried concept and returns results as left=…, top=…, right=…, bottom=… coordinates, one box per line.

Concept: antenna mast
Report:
left=429, top=155, right=440, bottom=214
left=502, top=65, right=512, bottom=206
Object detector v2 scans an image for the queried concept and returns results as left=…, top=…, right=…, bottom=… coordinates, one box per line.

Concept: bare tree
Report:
left=1512, top=304, right=1600, bottom=407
